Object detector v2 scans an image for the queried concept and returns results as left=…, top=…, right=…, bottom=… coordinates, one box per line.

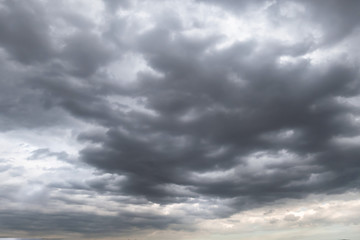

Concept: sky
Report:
left=0, top=0, right=360, bottom=239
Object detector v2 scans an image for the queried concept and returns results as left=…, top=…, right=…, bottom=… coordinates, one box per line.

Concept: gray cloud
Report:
left=81, top=27, right=360, bottom=207
left=1, top=0, right=360, bottom=237
left=0, top=209, right=182, bottom=237
left=28, top=148, right=69, bottom=161
left=199, top=0, right=360, bottom=46
left=0, top=0, right=54, bottom=64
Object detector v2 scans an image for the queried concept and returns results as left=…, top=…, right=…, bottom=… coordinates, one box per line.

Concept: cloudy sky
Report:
left=1, top=0, right=360, bottom=239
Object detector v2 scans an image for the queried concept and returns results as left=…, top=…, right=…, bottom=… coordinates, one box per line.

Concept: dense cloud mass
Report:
left=1, top=0, right=360, bottom=239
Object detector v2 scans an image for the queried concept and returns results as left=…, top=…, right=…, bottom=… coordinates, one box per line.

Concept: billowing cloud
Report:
left=1, top=0, right=360, bottom=239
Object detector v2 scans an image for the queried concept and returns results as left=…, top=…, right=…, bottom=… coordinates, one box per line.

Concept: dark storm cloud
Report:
left=302, top=0, right=360, bottom=45
left=0, top=56, right=73, bottom=131
left=0, top=0, right=122, bottom=130
left=0, top=209, right=182, bottom=237
left=0, top=0, right=54, bottom=64
left=0, top=2, right=84, bottom=130
left=79, top=2, right=360, bottom=212
left=1, top=0, right=360, bottom=236
left=81, top=23, right=360, bottom=207
left=61, top=31, right=114, bottom=77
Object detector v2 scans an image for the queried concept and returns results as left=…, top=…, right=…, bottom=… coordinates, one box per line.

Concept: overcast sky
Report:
left=1, top=0, right=360, bottom=239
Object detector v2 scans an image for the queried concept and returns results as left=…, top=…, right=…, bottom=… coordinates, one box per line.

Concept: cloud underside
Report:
left=1, top=0, right=360, bottom=237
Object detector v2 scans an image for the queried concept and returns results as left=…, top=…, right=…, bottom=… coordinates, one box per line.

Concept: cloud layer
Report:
left=1, top=0, right=360, bottom=239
